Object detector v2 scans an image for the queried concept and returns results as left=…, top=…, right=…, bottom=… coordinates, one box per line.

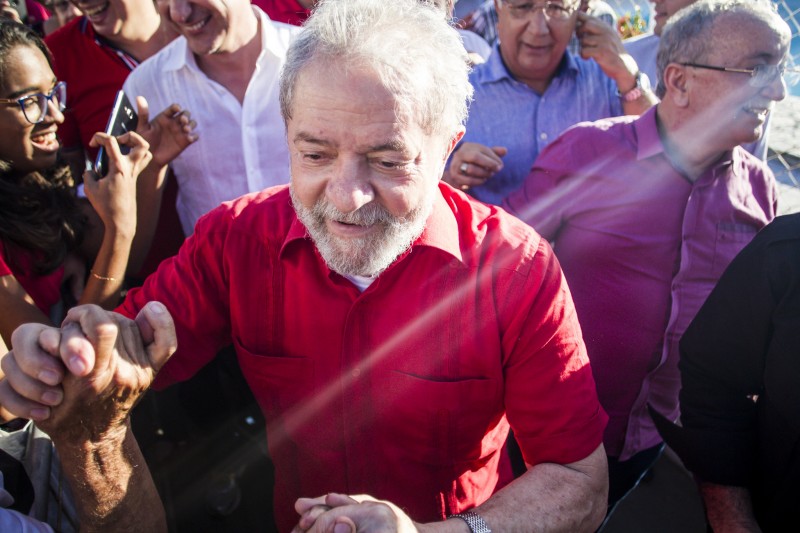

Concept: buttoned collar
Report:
left=635, top=106, right=740, bottom=181
left=162, top=6, right=287, bottom=73
left=477, top=42, right=578, bottom=86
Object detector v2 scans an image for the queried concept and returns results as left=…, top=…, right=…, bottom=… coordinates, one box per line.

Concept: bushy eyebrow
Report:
left=293, top=132, right=409, bottom=154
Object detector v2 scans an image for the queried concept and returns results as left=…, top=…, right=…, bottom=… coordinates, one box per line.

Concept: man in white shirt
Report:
left=124, top=0, right=301, bottom=235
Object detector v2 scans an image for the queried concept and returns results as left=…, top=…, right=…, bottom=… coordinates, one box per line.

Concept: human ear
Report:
left=662, top=63, right=690, bottom=107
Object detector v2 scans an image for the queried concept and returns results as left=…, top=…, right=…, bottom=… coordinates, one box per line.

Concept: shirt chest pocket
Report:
left=379, top=371, right=504, bottom=468
left=235, top=344, right=315, bottom=440
left=712, top=223, right=758, bottom=278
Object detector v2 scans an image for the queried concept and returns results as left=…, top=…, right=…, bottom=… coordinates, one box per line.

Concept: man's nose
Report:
left=167, top=0, right=191, bottom=23
left=326, top=159, right=375, bottom=213
left=524, top=7, right=551, bottom=35
left=761, top=71, right=787, bottom=102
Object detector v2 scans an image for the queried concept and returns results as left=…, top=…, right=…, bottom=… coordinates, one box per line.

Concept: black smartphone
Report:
left=94, top=90, right=138, bottom=177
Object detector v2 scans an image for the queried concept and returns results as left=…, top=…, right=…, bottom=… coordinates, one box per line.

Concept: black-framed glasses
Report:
left=500, top=0, right=578, bottom=21
left=681, top=62, right=800, bottom=88
left=0, top=81, right=67, bottom=124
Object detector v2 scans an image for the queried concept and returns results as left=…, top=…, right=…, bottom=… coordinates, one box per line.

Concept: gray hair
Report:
left=279, top=0, right=473, bottom=137
left=655, top=0, right=788, bottom=97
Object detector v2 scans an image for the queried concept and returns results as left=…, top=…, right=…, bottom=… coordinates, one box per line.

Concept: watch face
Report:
left=638, top=72, right=652, bottom=91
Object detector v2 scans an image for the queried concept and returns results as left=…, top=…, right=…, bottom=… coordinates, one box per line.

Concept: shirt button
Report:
left=352, top=368, right=361, bottom=378
left=539, top=133, right=548, bottom=140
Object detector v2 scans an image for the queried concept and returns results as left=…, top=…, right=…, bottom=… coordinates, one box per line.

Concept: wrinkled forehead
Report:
left=705, top=11, right=790, bottom=63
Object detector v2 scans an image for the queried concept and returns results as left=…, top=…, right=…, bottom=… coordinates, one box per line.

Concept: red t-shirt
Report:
left=45, top=17, right=137, bottom=160
left=119, top=183, right=606, bottom=530
left=0, top=242, right=63, bottom=316
left=251, top=0, right=311, bottom=26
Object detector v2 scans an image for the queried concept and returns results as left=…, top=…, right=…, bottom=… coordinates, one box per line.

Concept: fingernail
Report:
left=38, top=369, right=60, bottom=386
left=334, top=524, right=351, bottom=533
left=149, top=301, right=166, bottom=314
left=42, top=390, right=62, bottom=405
left=30, top=408, right=49, bottom=421
left=70, top=356, right=86, bottom=375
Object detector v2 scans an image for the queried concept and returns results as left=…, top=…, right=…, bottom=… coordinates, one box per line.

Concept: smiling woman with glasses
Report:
left=0, top=80, right=67, bottom=124
left=0, top=20, right=152, bottom=357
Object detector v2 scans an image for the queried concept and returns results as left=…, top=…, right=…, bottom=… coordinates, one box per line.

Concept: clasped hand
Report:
left=0, top=302, right=176, bottom=442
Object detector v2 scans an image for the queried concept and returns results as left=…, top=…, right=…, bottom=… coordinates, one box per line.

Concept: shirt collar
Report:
left=479, top=44, right=578, bottom=85
left=81, top=16, right=140, bottom=70
left=163, top=6, right=283, bottom=73
left=635, top=106, right=740, bottom=180
left=281, top=183, right=464, bottom=266
left=633, top=106, right=665, bottom=161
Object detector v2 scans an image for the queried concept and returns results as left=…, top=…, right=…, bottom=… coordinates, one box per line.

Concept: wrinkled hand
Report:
left=83, top=131, right=152, bottom=238
left=576, top=12, right=639, bottom=89
left=135, top=96, right=198, bottom=168
left=0, top=302, right=176, bottom=442
left=444, top=142, right=507, bottom=191
left=293, top=493, right=419, bottom=533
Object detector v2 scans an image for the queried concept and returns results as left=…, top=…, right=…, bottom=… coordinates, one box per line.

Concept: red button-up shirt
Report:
left=119, top=183, right=606, bottom=529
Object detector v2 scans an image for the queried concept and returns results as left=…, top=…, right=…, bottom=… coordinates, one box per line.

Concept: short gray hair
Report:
left=279, top=0, right=473, bottom=136
left=655, top=0, right=788, bottom=97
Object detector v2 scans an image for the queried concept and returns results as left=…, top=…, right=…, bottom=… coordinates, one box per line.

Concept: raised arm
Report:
left=77, top=132, right=152, bottom=310
left=575, top=12, right=658, bottom=115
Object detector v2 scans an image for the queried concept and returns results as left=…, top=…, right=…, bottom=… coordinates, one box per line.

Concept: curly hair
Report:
left=0, top=20, right=86, bottom=274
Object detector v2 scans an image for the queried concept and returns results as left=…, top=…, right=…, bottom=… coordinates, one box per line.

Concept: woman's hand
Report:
left=83, top=131, right=152, bottom=238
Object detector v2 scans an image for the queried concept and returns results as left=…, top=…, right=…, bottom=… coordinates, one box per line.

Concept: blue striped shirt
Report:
left=461, top=45, right=624, bottom=205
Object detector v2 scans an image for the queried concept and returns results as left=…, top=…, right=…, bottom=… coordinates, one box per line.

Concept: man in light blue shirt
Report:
left=445, top=0, right=657, bottom=204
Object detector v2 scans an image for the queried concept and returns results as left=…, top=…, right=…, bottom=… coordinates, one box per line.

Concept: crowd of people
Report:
left=0, top=0, right=796, bottom=531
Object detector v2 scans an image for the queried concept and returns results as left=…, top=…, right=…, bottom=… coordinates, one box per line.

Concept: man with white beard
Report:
left=0, top=1, right=609, bottom=532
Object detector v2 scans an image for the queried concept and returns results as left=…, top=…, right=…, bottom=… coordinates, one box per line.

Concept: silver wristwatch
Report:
left=616, top=71, right=651, bottom=102
left=449, top=511, right=492, bottom=533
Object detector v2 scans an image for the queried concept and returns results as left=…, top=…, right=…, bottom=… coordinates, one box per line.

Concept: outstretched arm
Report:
left=0, top=302, right=176, bottom=532
left=294, top=444, right=608, bottom=533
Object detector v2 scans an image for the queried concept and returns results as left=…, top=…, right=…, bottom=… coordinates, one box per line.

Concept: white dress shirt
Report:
left=124, top=7, right=301, bottom=235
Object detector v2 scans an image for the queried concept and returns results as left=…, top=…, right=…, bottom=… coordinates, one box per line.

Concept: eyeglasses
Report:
left=500, top=0, right=577, bottom=21
left=681, top=63, right=800, bottom=88
left=0, top=81, right=67, bottom=124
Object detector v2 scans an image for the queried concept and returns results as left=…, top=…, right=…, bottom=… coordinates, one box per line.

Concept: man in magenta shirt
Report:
left=0, top=1, right=608, bottom=531
left=505, top=0, right=787, bottom=518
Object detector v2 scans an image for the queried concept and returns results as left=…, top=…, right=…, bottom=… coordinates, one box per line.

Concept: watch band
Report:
left=616, top=71, right=651, bottom=102
left=449, top=511, right=492, bottom=533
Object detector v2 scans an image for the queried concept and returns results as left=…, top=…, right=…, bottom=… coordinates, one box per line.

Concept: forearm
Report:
left=51, top=421, right=166, bottom=533
left=700, top=482, right=761, bottom=533
left=79, top=226, right=134, bottom=310
left=421, top=444, right=608, bottom=533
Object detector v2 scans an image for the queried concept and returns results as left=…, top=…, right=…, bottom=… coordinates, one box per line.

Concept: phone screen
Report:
left=94, top=90, right=139, bottom=177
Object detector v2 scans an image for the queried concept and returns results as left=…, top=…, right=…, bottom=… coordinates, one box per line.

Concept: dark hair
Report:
left=0, top=20, right=85, bottom=274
